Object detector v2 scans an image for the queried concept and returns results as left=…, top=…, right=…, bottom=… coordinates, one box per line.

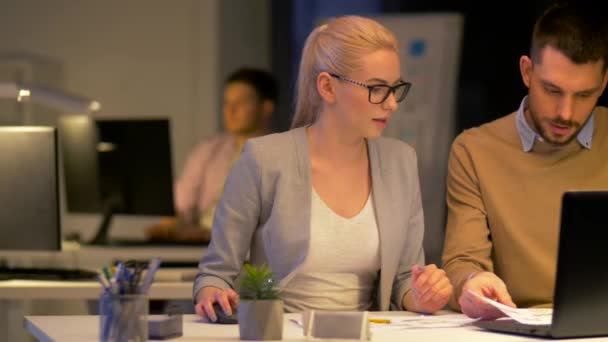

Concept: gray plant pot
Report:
left=238, top=299, right=283, bottom=340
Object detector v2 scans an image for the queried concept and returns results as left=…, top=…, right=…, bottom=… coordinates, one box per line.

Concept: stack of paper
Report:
left=468, top=290, right=552, bottom=325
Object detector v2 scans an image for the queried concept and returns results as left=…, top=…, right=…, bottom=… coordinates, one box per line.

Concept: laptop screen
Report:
left=551, top=191, right=608, bottom=337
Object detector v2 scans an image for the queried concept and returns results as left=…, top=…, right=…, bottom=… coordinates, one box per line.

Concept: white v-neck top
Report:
left=281, top=188, right=381, bottom=312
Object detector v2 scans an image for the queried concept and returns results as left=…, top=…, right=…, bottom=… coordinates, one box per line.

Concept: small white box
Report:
left=303, top=310, right=371, bottom=340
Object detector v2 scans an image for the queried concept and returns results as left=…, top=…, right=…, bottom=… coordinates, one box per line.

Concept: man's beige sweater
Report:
left=442, top=107, right=608, bottom=309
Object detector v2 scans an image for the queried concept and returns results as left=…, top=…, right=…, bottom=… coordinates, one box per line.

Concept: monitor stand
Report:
left=88, top=201, right=118, bottom=245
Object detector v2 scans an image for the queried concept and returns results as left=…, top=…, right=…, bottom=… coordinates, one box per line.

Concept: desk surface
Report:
left=0, top=244, right=205, bottom=277
left=0, top=277, right=193, bottom=300
left=24, top=313, right=608, bottom=342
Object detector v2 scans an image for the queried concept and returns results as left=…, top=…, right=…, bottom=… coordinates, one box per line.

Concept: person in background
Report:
left=442, top=1, right=608, bottom=319
left=146, top=67, right=278, bottom=242
left=194, top=15, right=453, bottom=322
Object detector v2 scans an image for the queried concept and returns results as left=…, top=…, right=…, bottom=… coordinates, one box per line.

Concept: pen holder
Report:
left=99, top=293, right=148, bottom=342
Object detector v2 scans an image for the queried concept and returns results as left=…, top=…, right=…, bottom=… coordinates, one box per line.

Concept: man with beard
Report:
left=442, top=1, right=608, bottom=320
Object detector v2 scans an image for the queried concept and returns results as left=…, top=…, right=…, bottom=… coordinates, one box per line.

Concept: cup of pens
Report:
left=99, top=292, right=148, bottom=342
left=98, top=257, right=162, bottom=342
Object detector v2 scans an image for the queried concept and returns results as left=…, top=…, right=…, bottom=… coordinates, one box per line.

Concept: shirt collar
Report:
left=515, top=96, right=594, bottom=152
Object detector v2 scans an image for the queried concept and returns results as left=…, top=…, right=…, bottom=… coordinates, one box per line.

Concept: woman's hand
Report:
left=404, top=264, right=453, bottom=313
left=194, top=286, right=239, bottom=322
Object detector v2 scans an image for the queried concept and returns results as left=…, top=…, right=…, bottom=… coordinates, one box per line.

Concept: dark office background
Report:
left=271, top=0, right=608, bottom=133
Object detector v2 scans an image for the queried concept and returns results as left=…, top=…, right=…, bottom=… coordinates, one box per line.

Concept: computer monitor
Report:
left=0, top=127, right=61, bottom=251
left=58, top=117, right=175, bottom=245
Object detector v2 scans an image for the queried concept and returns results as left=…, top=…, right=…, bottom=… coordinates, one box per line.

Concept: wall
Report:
left=0, top=0, right=270, bottom=240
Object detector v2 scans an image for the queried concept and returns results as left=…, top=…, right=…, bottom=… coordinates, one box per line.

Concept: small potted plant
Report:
left=237, top=263, right=283, bottom=340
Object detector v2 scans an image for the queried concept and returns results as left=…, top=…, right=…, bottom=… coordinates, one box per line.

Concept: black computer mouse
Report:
left=212, top=302, right=238, bottom=324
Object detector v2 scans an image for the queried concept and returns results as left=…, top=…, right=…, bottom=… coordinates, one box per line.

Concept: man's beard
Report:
left=529, top=109, right=583, bottom=146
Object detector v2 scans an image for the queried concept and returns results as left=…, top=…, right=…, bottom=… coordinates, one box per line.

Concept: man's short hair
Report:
left=531, top=1, right=608, bottom=70
left=225, top=67, right=278, bottom=103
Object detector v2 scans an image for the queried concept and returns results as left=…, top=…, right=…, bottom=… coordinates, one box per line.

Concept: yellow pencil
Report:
left=369, top=318, right=391, bottom=324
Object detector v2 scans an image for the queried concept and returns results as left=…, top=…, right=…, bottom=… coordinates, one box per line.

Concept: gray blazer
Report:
left=193, top=127, right=425, bottom=310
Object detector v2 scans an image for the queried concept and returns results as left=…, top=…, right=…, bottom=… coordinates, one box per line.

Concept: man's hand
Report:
left=459, top=271, right=516, bottom=319
left=404, top=264, right=453, bottom=313
left=194, top=286, right=239, bottom=322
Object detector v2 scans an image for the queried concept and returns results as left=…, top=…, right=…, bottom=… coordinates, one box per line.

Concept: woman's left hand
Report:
left=405, top=264, right=453, bottom=313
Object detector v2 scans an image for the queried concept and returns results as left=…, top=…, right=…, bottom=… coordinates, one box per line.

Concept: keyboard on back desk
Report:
left=0, top=266, right=98, bottom=281
left=107, top=238, right=209, bottom=247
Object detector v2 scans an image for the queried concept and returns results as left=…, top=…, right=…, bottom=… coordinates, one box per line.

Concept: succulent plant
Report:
left=238, top=263, right=280, bottom=300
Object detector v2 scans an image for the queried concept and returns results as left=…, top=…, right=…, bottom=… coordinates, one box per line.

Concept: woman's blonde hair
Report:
left=291, top=15, right=399, bottom=129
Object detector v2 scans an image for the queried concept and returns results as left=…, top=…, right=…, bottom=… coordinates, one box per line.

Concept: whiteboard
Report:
left=375, top=14, right=463, bottom=265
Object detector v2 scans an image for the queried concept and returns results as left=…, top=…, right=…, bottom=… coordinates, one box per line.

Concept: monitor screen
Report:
left=0, top=127, right=60, bottom=251
left=58, top=117, right=175, bottom=244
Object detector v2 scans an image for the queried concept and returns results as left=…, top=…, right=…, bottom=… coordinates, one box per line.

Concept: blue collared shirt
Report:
left=515, top=96, right=594, bottom=152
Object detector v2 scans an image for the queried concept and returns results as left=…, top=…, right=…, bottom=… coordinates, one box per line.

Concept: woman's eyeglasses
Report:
left=329, top=73, right=412, bottom=104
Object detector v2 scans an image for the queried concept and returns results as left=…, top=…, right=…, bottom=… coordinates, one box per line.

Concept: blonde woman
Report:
left=193, top=15, right=453, bottom=321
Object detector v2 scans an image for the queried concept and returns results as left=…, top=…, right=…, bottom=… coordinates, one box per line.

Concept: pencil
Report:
left=369, top=318, right=391, bottom=324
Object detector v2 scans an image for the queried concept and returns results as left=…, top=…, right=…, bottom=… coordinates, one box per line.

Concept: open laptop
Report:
left=474, top=191, right=608, bottom=339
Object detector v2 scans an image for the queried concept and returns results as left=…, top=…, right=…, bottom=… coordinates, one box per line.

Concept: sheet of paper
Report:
left=290, top=314, right=478, bottom=332
left=468, top=290, right=552, bottom=325
left=368, top=314, right=479, bottom=331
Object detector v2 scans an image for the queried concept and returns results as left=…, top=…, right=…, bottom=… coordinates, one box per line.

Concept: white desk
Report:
left=0, top=279, right=192, bottom=300
left=74, top=244, right=205, bottom=269
left=24, top=312, right=608, bottom=342
left=0, top=243, right=206, bottom=270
